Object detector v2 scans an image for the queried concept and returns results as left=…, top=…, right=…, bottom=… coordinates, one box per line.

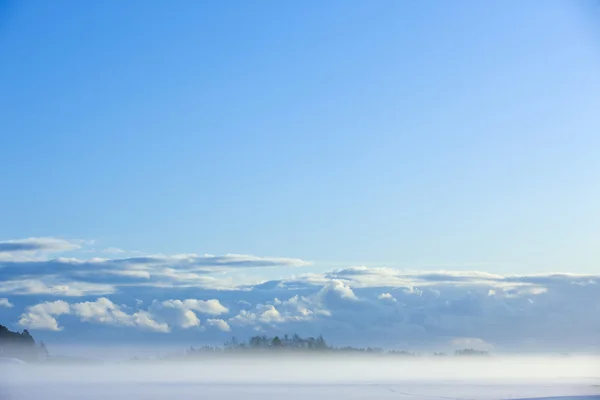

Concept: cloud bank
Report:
left=2, top=237, right=599, bottom=351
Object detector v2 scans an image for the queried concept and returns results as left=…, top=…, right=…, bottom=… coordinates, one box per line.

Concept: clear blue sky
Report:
left=1, top=0, right=599, bottom=273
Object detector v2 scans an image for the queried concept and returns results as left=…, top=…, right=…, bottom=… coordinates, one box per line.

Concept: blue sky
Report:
left=1, top=1, right=600, bottom=351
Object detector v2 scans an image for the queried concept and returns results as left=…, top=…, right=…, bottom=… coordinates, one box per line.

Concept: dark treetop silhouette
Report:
left=0, top=324, right=48, bottom=362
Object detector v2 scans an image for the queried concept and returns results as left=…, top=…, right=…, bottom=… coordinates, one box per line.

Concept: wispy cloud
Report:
left=0, top=237, right=84, bottom=262
left=0, top=251, right=311, bottom=295
left=0, top=278, right=116, bottom=297
left=0, top=237, right=82, bottom=253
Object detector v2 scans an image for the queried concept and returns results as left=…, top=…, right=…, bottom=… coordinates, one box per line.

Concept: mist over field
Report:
left=2, top=356, right=599, bottom=400
left=5, top=355, right=600, bottom=382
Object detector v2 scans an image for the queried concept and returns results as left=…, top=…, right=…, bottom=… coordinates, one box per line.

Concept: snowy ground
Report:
left=1, top=357, right=599, bottom=400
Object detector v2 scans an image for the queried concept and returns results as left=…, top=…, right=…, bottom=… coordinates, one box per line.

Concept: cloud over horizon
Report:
left=1, top=237, right=599, bottom=351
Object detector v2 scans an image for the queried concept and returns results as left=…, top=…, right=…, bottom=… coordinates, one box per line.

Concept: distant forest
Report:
left=175, top=334, right=490, bottom=360
left=1, top=324, right=490, bottom=363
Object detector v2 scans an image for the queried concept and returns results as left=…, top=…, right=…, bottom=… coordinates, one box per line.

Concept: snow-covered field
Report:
left=1, top=357, right=599, bottom=400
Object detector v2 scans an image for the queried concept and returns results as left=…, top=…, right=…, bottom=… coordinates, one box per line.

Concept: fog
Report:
left=2, top=356, right=599, bottom=400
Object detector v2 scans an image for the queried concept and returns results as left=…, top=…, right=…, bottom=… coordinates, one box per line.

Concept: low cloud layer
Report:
left=11, top=271, right=600, bottom=351
left=2, top=237, right=599, bottom=351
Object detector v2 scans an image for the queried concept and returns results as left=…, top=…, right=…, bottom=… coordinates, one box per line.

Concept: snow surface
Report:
left=1, top=358, right=598, bottom=400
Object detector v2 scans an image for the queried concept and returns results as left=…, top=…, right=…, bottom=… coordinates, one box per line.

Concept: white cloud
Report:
left=130, top=310, right=170, bottom=333
left=18, top=297, right=228, bottom=332
left=71, top=298, right=132, bottom=325
left=227, top=298, right=322, bottom=328
left=378, top=293, right=396, bottom=302
left=228, top=283, right=351, bottom=330
left=18, top=298, right=169, bottom=333
left=0, top=298, right=13, bottom=308
left=207, top=319, right=231, bottom=332
left=18, top=300, right=71, bottom=331
left=257, top=305, right=284, bottom=323
left=315, top=280, right=359, bottom=302
left=404, top=286, right=423, bottom=296
left=228, top=310, right=258, bottom=327
left=488, top=286, right=548, bottom=298
left=178, top=299, right=229, bottom=315
left=71, top=298, right=169, bottom=332
left=149, top=300, right=201, bottom=329
left=276, top=295, right=332, bottom=319
left=148, top=299, right=229, bottom=329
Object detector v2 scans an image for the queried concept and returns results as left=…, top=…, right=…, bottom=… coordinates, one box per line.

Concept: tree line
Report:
left=181, top=333, right=490, bottom=358
left=1, top=324, right=490, bottom=362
